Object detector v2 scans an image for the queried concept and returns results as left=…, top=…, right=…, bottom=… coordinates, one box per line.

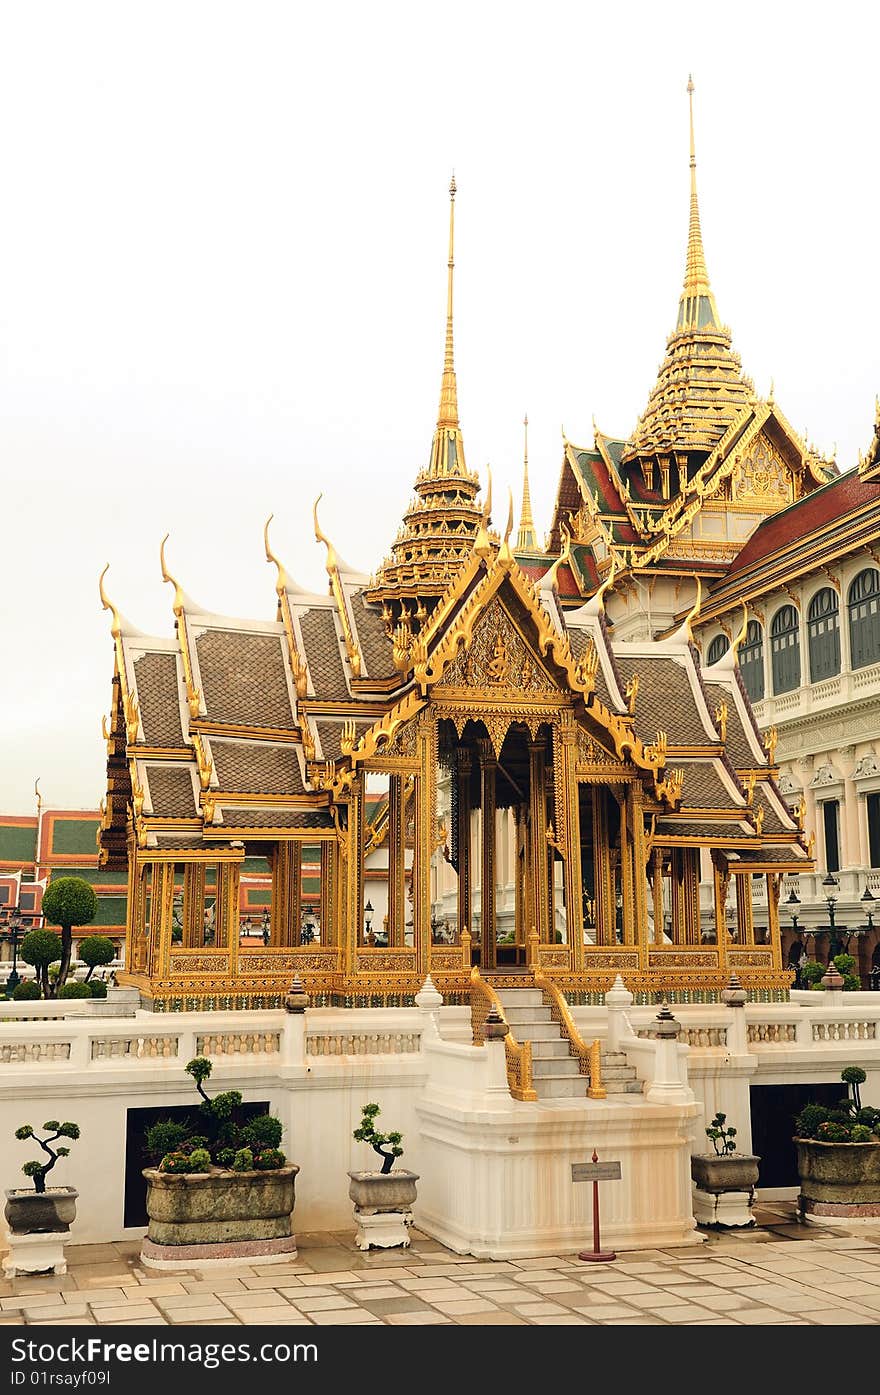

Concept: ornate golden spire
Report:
left=367, top=176, right=483, bottom=615
left=516, top=413, right=538, bottom=551
left=625, top=78, right=752, bottom=464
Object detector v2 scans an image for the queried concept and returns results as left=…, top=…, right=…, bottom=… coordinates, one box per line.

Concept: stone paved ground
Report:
left=4, top=1203, right=880, bottom=1326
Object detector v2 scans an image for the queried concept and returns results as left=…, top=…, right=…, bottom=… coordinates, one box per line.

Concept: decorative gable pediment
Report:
left=732, top=430, right=792, bottom=507
left=432, top=596, right=563, bottom=700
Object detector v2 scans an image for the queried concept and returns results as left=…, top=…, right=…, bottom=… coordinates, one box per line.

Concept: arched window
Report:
left=808, top=588, right=840, bottom=681
left=771, top=605, right=800, bottom=695
left=739, top=620, right=765, bottom=702
left=707, top=634, right=729, bottom=666
left=848, top=568, right=880, bottom=670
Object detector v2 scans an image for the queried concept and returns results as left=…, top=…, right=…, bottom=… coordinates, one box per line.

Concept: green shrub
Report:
left=705, top=1111, right=737, bottom=1156
left=42, top=878, right=99, bottom=987
left=817, top=1121, right=852, bottom=1142
left=856, top=1107, right=880, bottom=1130
left=216, top=1148, right=236, bottom=1168
left=77, top=936, right=116, bottom=980
left=852, top=1125, right=874, bottom=1143
left=353, top=1102, right=404, bottom=1174
left=87, top=980, right=108, bottom=998
left=11, top=981, right=41, bottom=1001
left=20, top=931, right=63, bottom=998
left=232, top=1148, right=254, bottom=1172
left=186, top=1149, right=211, bottom=1172
left=57, top=982, right=93, bottom=999
left=144, top=1119, right=190, bottom=1164
left=800, top=959, right=825, bottom=986
left=15, top=1121, right=80, bottom=1193
left=842, top=1066, right=867, bottom=1110
left=795, top=1103, right=830, bottom=1138
left=181, top=1135, right=210, bottom=1155
left=241, top=1115, right=283, bottom=1152
left=833, top=953, right=857, bottom=978
left=158, top=1151, right=196, bottom=1173
left=253, top=1148, right=285, bottom=1171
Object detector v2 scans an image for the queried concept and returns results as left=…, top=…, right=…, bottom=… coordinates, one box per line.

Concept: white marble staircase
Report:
left=496, top=988, right=642, bottom=1101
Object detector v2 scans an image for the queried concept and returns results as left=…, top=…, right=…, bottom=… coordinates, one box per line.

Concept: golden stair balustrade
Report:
left=534, top=970, right=606, bottom=1098
left=469, top=965, right=536, bottom=1102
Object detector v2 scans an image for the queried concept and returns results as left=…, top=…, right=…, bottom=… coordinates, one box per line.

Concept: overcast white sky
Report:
left=1, top=1, right=878, bottom=814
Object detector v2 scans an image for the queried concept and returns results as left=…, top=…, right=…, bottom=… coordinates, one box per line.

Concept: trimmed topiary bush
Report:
left=57, top=982, right=93, bottom=1000
left=77, top=935, right=116, bottom=981
left=20, top=930, right=63, bottom=999
left=11, top=980, right=41, bottom=1001
left=87, top=980, right=108, bottom=998
left=144, top=1119, right=190, bottom=1165
left=15, top=1121, right=81, bottom=1193
left=42, top=877, right=98, bottom=989
left=232, top=1148, right=254, bottom=1172
left=241, top=1115, right=283, bottom=1152
left=253, top=1148, right=286, bottom=1171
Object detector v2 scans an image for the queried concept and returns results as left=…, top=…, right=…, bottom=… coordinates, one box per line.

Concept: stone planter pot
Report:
left=141, top=1166, right=299, bottom=1268
left=795, top=1138, right=880, bottom=1220
left=690, top=1154, right=760, bottom=1193
left=691, top=1155, right=759, bottom=1230
left=5, top=1186, right=78, bottom=1235
left=348, top=1170, right=419, bottom=1251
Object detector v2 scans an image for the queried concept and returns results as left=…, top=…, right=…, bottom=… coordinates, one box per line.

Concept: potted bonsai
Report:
left=691, top=1111, right=760, bottom=1229
left=4, top=1120, right=80, bottom=1277
left=140, top=1056, right=299, bottom=1268
left=794, top=1066, right=880, bottom=1222
left=348, top=1102, right=419, bottom=1250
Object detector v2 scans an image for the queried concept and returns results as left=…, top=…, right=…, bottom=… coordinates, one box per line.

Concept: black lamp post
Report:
left=861, top=884, right=876, bottom=933
left=1, top=906, right=25, bottom=995
left=262, top=909, right=271, bottom=946
left=822, top=872, right=845, bottom=960
left=364, top=899, right=374, bottom=940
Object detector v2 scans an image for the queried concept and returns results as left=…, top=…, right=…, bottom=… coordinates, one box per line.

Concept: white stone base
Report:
left=692, top=1186, right=756, bottom=1229
left=3, top=1231, right=68, bottom=1277
left=354, top=1209, right=414, bottom=1251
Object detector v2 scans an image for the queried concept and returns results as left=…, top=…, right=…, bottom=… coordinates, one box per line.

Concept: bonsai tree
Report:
left=19, top=929, right=63, bottom=999
left=42, top=877, right=98, bottom=988
left=795, top=1066, right=880, bottom=1141
left=705, top=1111, right=737, bottom=1156
left=147, top=1057, right=286, bottom=1173
left=15, top=1121, right=80, bottom=1193
left=842, top=1065, right=867, bottom=1112
left=353, top=1102, right=403, bottom=1174
left=77, top=935, right=116, bottom=981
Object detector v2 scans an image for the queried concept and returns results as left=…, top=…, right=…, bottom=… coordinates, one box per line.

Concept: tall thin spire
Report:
left=678, top=76, right=719, bottom=330
left=517, top=413, right=537, bottom=550
left=436, top=174, right=459, bottom=431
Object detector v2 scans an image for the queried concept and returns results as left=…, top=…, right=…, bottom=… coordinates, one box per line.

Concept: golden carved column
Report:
left=414, top=716, right=434, bottom=978
left=618, top=791, right=635, bottom=947
left=529, top=738, right=551, bottom=945
left=767, top=871, right=783, bottom=970
left=713, top=854, right=730, bottom=973
left=217, top=861, right=240, bottom=954
left=735, top=873, right=754, bottom=945
left=343, top=775, right=365, bottom=977
left=630, top=788, right=649, bottom=969
left=683, top=848, right=701, bottom=946
left=592, top=787, right=614, bottom=946
left=320, top=841, right=334, bottom=946
left=183, top=863, right=205, bottom=948
left=560, top=721, right=583, bottom=971
left=154, top=861, right=175, bottom=979
left=651, top=847, right=664, bottom=947
left=456, top=749, right=472, bottom=945
left=271, top=842, right=301, bottom=947
left=478, top=738, right=497, bottom=970
left=388, top=773, right=406, bottom=948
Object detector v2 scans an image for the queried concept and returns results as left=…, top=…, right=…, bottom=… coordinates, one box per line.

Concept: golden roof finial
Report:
left=544, top=522, right=571, bottom=591
left=34, top=777, right=42, bottom=820
left=732, top=600, right=749, bottom=657
left=98, top=563, right=122, bottom=639
left=313, top=493, right=337, bottom=573
left=263, top=513, right=288, bottom=596
left=684, top=575, right=702, bottom=639
left=437, top=172, right=459, bottom=434
left=159, top=534, right=185, bottom=618
left=594, top=553, right=618, bottom=612
left=474, top=466, right=493, bottom=557
left=679, top=76, right=717, bottom=329
left=499, top=485, right=515, bottom=562
left=517, top=413, right=538, bottom=551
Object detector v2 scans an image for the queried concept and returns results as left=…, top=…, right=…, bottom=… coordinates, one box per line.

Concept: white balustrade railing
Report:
left=0, top=1040, right=71, bottom=1063
left=747, top=1022, right=797, bottom=1044
left=195, top=1032, right=281, bottom=1056
left=306, top=1030, right=421, bottom=1056
left=90, top=1034, right=180, bottom=1061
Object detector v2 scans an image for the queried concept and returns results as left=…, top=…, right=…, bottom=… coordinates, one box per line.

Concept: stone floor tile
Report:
left=360, top=1297, right=433, bottom=1315
left=249, top=1265, right=312, bottom=1277
left=308, top=1310, right=381, bottom=1325
left=604, top=1291, right=684, bottom=1310
left=456, top=1311, right=529, bottom=1324
left=510, top=1270, right=567, bottom=1284
left=235, top=1310, right=313, bottom=1325
left=276, top=1285, right=335, bottom=1299
left=642, top=1304, right=722, bottom=1321
left=733, top=1307, right=815, bottom=1324
left=94, top=1305, right=162, bottom=1324
left=223, top=1290, right=292, bottom=1309
left=2, top=1293, right=64, bottom=1312
left=531, top=1314, right=592, bottom=1325
left=28, top=1317, right=98, bottom=1326
left=567, top=1304, right=639, bottom=1320
left=512, top=1257, right=573, bottom=1270
left=509, top=1301, right=569, bottom=1317
left=66, top=1264, right=132, bottom=1282
left=689, top=1291, right=764, bottom=1311
left=398, top=1277, right=462, bottom=1291
left=347, top=1266, right=420, bottom=1280
left=584, top=1280, right=662, bottom=1297
left=291, top=1295, right=357, bottom=1313
left=295, top=1270, right=364, bottom=1286
left=519, top=1279, right=584, bottom=1294
left=429, top=1298, right=501, bottom=1315
left=179, top=1279, right=246, bottom=1294
left=348, top=1285, right=405, bottom=1300
left=457, top=1262, right=518, bottom=1276
left=120, top=1282, right=186, bottom=1298
left=157, top=1302, right=233, bottom=1322
left=23, top=1302, right=90, bottom=1321
left=687, top=1318, right=742, bottom=1325
left=399, top=1287, right=470, bottom=1303
left=461, top=1286, right=535, bottom=1303
left=602, top=1317, right=666, bottom=1325
left=403, top=1263, right=472, bottom=1278
left=71, top=1281, right=130, bottom=1300
left=385, top=1312, right=453, bottom=1325
left=796, top=1308, right=878, bottom=1325
left=10, top=1274, right=77, bottom=1294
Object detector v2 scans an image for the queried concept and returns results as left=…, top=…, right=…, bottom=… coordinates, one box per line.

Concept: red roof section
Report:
left=722, top=470, right=878, bottom=582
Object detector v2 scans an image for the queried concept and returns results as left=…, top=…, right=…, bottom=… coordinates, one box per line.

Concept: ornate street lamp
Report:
left=1, top=905, right=25, bottom=995
left=364, top=899, right=374, bottom=940
left=822, top=872, right=845, bottom=960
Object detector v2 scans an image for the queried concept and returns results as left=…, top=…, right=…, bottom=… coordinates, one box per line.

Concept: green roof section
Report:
left=0, top=824, right=37, bottom=863
left=51, top=818, right=100, bottom=856
left=88, top=896, right=127, bottom=927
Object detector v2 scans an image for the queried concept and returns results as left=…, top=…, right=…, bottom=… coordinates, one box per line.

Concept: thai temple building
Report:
left=97, top=85, right=821, bottom=1015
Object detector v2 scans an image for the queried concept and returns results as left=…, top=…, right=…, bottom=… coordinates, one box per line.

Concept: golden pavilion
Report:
left=98, top=95, right=812, bottom=1011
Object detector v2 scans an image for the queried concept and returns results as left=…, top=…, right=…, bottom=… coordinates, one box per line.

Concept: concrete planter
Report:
left=690, top=1154, right=760, bottom=1194
left=4, top=1187, right=78, bottom=1235
left=141, top=1166, right=299, bottom=1266
left=348, top=1170, right=419, bottom=1251
left=795, top=1139, right=880, bottom=1219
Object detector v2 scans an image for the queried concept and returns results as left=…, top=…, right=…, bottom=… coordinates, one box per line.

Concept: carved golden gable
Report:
left=733, top=431, right=792, bottom=507
left=433, top=597, right=561, bottom=699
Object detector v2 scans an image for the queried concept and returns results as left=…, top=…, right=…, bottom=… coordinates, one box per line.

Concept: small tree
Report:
left=77, top=935, right=116, bottom=981
left=42, top=878, right=98, bottom=989
left=353, top=1102, right=404, bottom=1174
left=15, top=1121, right=80, bottom=1193
left=20, top=929, right=63, bottom=999
left=705, top=1111, right=738, bottom=1156
left=842, top=1065, right=867, bottom=1112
